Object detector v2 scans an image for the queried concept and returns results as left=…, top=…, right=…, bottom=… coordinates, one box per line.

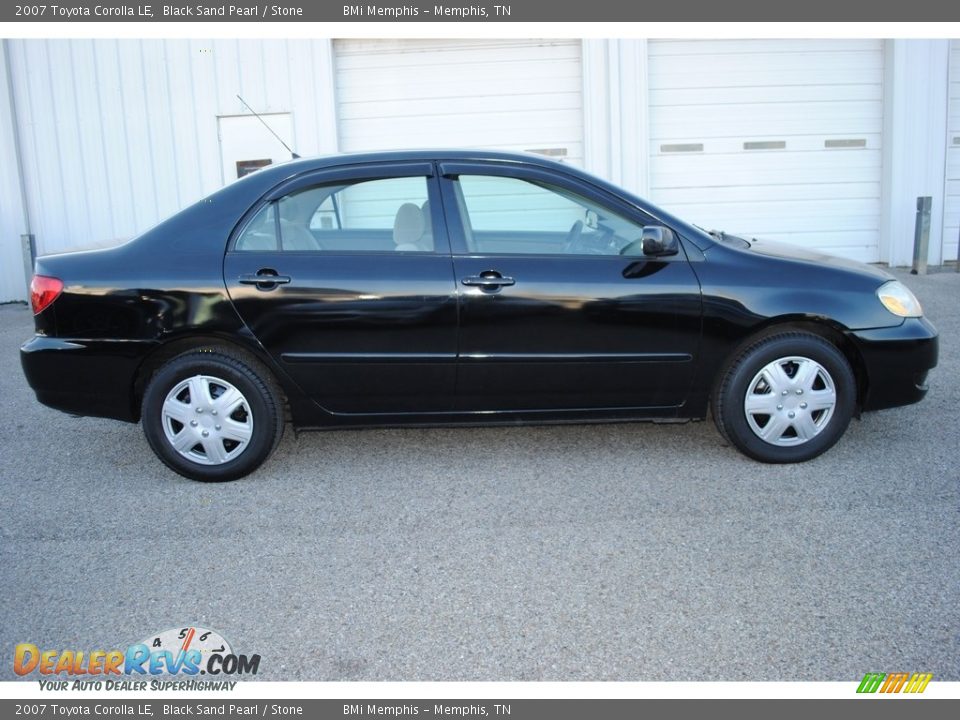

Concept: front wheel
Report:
left=141, top=349, right=284, bottom=481
left=712, top=332, right=856, bottom=463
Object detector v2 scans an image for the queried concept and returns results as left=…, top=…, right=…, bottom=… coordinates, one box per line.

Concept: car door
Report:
left=224, top=162, right=458, bottom=414
left=438, top=162, right=702, bottom=412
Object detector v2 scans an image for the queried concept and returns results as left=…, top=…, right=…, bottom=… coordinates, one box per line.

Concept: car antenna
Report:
left=236, top=94, right=300, bottom=159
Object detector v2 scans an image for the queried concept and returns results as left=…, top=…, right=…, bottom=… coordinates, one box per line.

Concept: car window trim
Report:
left=227, top=161, right=447, bottom=255
left=266, top=162, right=435, bottom=201
left=437, top=161, right=668, bottom=259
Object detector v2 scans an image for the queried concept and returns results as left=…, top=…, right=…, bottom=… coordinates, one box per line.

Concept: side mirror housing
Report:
left=641, top=226, right=679, bottom=257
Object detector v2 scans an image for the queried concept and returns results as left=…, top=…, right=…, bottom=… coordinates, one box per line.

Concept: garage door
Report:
left=649, top=40, right=884, bottom=263
left=334, top=39, right=584, bottom=166
left=945, top=40, right=960, bottom=265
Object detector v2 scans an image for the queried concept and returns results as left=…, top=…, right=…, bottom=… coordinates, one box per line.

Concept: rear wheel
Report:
left=712, top=332, right=856, bottom=463
left=142, top=349, right=284, bottom=481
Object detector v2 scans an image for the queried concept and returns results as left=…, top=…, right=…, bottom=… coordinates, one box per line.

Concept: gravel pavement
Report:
left=0, top=267, right=957, bottom=681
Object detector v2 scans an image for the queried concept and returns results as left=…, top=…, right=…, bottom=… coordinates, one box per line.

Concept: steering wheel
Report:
left=562, top=220, right=584, bottom=254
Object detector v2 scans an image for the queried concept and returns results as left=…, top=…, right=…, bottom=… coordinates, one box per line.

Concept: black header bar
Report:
left=0, top=699, right=958, bottom=720
left=4, top=0, right=960, bottom=22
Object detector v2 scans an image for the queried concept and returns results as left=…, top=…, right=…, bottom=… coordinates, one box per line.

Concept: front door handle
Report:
left=461, top=272, right=516, bottom=289
left=238, top=269, right=292, bottom=290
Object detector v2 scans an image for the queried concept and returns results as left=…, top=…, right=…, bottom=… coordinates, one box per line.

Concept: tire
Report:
left=712, top=331, right=856, bottom=463
left=141, top=349, right=284, bottom=481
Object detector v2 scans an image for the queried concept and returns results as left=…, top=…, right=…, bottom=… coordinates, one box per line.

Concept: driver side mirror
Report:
left=641, top=226, right=679, bottom=257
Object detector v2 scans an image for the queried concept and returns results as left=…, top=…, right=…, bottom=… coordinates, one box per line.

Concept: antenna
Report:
left=236, top=94, right=300, bottom=159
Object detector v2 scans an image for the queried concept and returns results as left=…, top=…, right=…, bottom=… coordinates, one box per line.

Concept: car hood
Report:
left=731, top=236, right=894, bottom=283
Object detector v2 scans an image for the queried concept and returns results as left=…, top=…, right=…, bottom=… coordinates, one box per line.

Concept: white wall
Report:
left=945, top=40, right=960, bottom=264
left=880, top=39, right=950, bottom=267
left=0, top=41, right=29, bottom=303
left=5, top=39, right=338, bottom=262
left=582, top=39, right=649, bottom=198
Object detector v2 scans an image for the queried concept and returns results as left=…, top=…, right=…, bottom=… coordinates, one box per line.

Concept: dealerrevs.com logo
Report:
left=14, top=626, right=260, bottom=690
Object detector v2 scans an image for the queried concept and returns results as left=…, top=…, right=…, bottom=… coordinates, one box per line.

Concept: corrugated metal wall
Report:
left=6, top=39, right=336, bottom=258
left=946, top=40, right=960, bottom=264
left=0, top=42, right=29, bottom=303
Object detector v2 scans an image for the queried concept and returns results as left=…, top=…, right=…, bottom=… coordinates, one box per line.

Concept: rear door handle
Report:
left=461, top=273, right=515, bottom=289
left=238, top=270, right=291, bottom=289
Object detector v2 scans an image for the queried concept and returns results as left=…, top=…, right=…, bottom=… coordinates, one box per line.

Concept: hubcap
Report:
left=161, top=375, right=253, bottom=465
left=743, top=356, right=837, bottom=447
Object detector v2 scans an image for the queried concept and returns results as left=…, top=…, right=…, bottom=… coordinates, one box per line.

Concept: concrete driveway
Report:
left=1, top=267, right=957, bottom=681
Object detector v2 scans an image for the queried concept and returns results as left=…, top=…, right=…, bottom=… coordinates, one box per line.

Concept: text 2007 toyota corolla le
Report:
left=21, top=150, right=938, bottom=481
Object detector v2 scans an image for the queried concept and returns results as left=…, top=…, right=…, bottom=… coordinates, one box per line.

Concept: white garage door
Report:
left=945, top=40, right=960, bottom=265
left=649, top=40, right=884, bottom=263
left=334, top=39, right=584, bottom=166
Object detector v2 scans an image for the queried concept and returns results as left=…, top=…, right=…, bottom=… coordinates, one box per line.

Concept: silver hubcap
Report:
left=161, top=375, right=253, bottom=465
left=743, top=356, right=837, bottom=447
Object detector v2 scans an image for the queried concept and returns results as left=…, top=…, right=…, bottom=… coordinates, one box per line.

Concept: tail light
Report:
left=30, top=275, right=63, bottom=315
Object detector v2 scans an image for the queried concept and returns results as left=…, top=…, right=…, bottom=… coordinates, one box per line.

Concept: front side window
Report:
left=453, top=174, right=651, bottom=257
left=235, top=175, right=433, bottom=252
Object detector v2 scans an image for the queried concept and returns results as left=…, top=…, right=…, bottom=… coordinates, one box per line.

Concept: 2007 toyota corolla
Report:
left=21, top=150, right=938, bottom=481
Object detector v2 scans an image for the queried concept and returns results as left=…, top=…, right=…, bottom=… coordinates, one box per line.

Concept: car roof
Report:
left=233, top=147, right=650, bottom=217
left=244, top=148, right=572, bottom=183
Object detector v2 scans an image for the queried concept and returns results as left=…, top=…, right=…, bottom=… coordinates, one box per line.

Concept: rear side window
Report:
left=234, top=176, right=434, bottom=253
left=235, top=203, right=278, bottom=252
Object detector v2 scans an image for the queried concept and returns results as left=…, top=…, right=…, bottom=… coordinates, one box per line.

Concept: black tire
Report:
left=141, top=349, right=284, bottom=482
left=712, top=331, right=856, bottom=463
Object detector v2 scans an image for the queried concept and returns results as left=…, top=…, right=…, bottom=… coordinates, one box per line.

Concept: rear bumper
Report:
left=850, top=317, right=939, bottom=412
left=20, top=336, right=151, bottom=422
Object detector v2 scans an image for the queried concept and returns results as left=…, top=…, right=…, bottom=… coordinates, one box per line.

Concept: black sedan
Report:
left=21, top=150, right=939, bottom=481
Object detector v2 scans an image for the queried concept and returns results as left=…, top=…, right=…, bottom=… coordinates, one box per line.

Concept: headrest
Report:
left=393, top=203, right=425, bottom=246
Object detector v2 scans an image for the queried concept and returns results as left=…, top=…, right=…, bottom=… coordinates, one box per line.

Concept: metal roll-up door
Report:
left=649, top=39, right=884, bottom=262
left=334, top=39, right=584, bottom=166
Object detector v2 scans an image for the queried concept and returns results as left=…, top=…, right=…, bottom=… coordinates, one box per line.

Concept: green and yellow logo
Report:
left=857, top=672, right=933, bottom=694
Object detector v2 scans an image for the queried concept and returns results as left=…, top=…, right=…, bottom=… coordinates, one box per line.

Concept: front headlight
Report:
left=877, top=280, right=923, bottom=318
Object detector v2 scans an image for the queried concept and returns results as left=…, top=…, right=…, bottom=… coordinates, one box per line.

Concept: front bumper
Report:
left=20, top=336, right=153, bottom=422
left=849, top=316, right=939, bottom=412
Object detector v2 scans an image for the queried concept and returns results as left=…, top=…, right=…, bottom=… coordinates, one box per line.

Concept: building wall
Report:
left=880, top=40, right=950, bottom=267
left=945, top=39, right=960, bottom=264
left=0, top=38, right=956, bottom=303
left=5, top=39, right=337, bottom=260
left=0, top=41, right=30, bottom=303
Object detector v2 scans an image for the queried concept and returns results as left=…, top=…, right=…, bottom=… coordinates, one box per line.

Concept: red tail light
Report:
left=30, top=275, right=63, bottom=315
